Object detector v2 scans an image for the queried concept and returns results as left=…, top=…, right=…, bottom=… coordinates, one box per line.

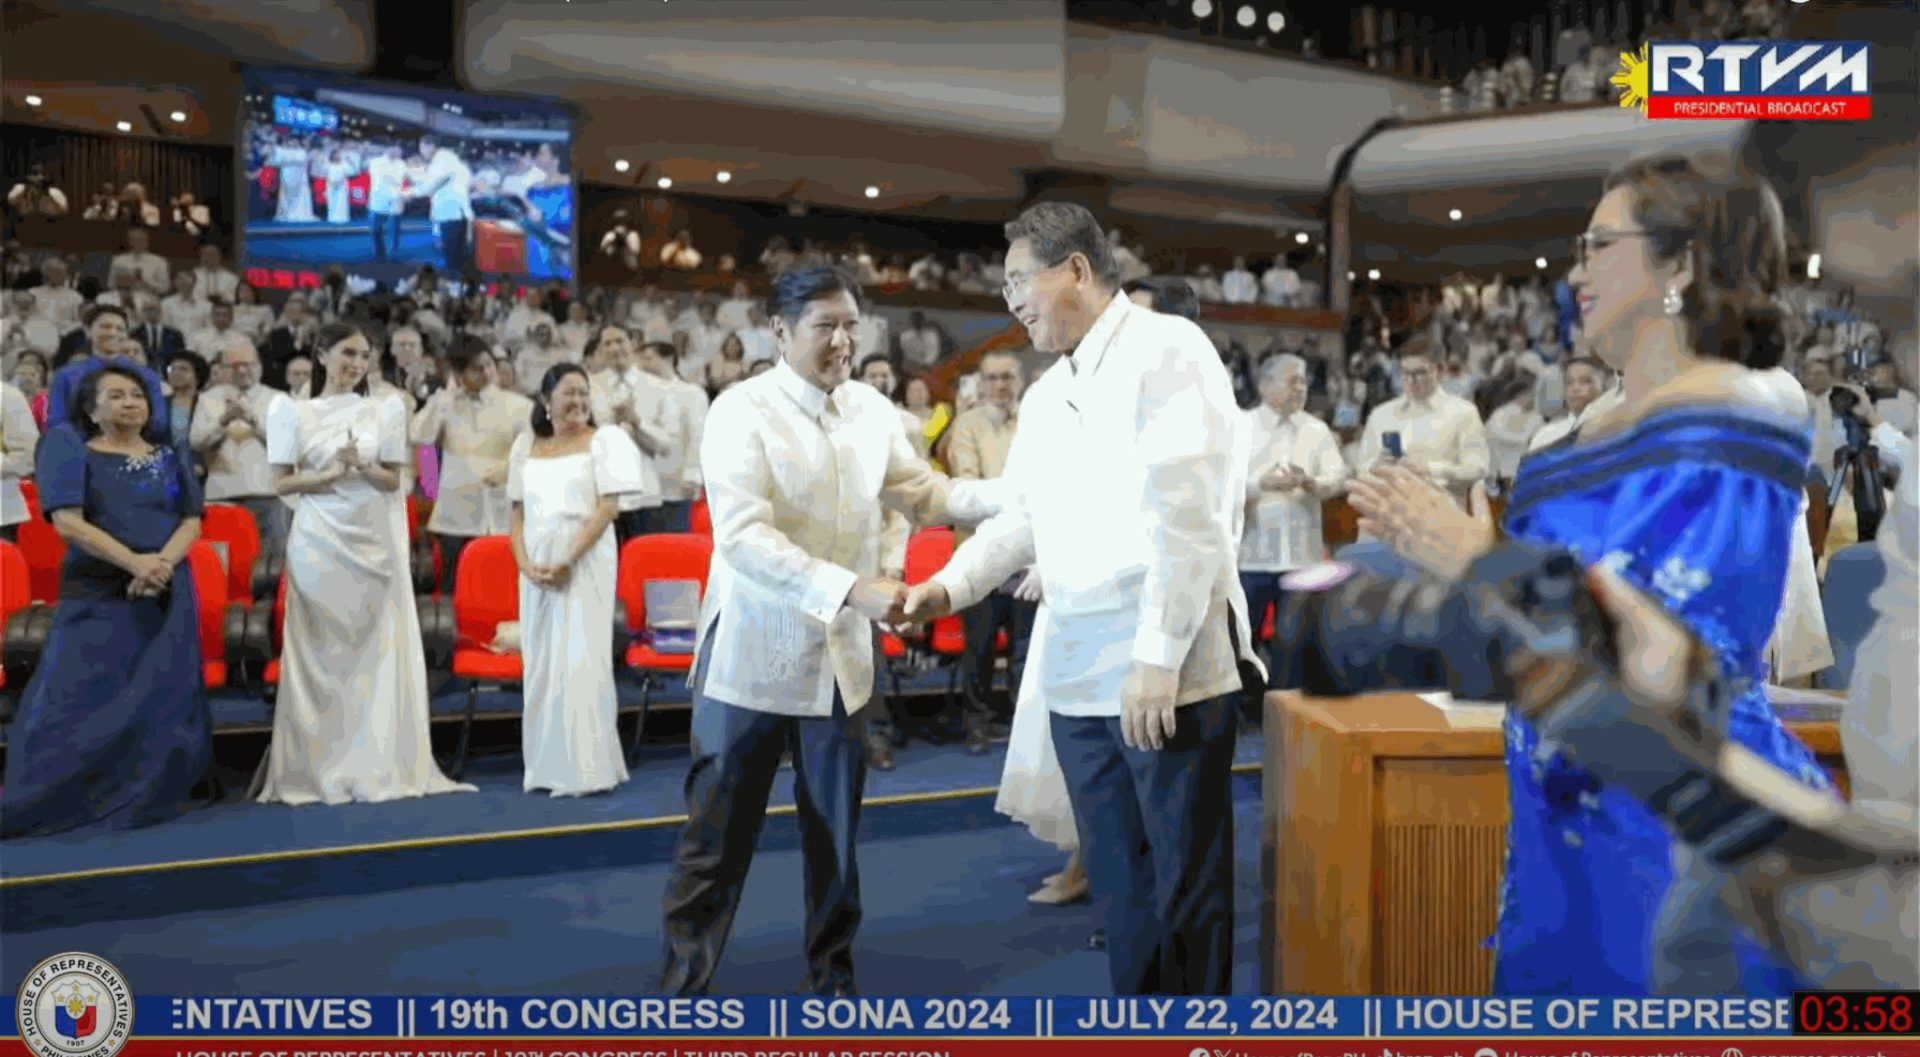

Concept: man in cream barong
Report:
left=659, top=265, right=954, bottom=997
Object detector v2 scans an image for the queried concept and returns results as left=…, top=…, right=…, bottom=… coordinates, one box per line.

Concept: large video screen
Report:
left=239, top=68, right=575, bottom=288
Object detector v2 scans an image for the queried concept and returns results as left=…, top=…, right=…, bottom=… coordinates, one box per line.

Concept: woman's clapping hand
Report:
left=1347, top=464, right=1496, bottom=581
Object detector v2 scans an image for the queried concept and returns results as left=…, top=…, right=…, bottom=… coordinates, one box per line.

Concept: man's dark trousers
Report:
left=1238, top=570, right=1294, bottom=691
left=438, top=219, right=470, bottom=273
left=960, top=591, right=1036, bottom=728
left=1051, top=690, right=1238, bottom=996
left=660, top=630, right=867, bottom=995
left=637, top=499, right=694, bottom=535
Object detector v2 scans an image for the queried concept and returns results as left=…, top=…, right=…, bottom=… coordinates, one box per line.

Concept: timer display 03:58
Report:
left=1793, top=991, right=1919, bottom=1035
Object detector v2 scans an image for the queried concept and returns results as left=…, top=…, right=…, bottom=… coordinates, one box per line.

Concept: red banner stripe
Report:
left=1647, top=96, right=1873, bottom=119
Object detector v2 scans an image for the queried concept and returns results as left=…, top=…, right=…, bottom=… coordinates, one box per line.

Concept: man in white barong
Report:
left=903, top=201, right=1263, bottom=996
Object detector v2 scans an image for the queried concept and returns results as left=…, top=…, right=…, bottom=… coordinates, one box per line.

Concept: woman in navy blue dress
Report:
left=1, top=365, right=212, bottom=839
left=1351, top=155, right=1830, bottom=994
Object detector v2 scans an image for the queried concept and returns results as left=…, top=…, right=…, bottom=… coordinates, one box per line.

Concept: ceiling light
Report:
left=716, top=170, right=732, bottom=184
left=1448, top=208, right=1464, bottom=221
left=613, top=159, right=630, bottom=172
left=1346, top=271, right=1356, bottom=281
left=1294, top=231, right=1310, bottom=244
left=170, top=110, right=187, bottom=123
left=1807, top=252, right=1822, bottom=279
left=115, top=121, right=132, bottom=132
left=1192, top=0, right=1213, bottom=17
left=864, top=185, right=880, bottom=199
left=1268, top=11, right=1285, bottom=32
left=1367, top=268, right=1381, bottom=281
left=25, top=94, right=43, bottom=107
left=1535, top=257, right=1549, bottom=270
left=656, top=177, right=672, bottom=189
left=1236, top=5, right=1256, bottom=27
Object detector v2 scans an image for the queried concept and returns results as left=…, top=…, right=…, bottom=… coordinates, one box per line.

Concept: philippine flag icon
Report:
left=55, top=991, right=98, bottom=1040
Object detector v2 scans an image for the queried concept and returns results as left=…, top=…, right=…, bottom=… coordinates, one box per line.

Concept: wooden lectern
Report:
left=1261, top=690, right=1847, bottom=996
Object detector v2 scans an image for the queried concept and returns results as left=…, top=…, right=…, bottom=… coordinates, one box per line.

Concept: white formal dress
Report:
left=326, top=161, right=352, bottom=224
left=256, top=393, right=475, bottom=805
left=275, top=146, right=315, bottom=223
left=994, top=601, right=1076, bottom=851
left=509, top=426, right=649, bottom=797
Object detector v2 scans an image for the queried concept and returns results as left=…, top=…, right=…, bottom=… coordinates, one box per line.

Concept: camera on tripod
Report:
left=1827, top=373, right=1886, bottom=540
left=1270, top=543, right=1912, bottom=875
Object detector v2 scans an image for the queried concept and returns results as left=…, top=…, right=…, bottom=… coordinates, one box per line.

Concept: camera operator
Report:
left=1828, top=380, right=1895, bottom=543
left=6, top=164, right=69, bottom=224
left=1864, top=357, right=1918, bottom=435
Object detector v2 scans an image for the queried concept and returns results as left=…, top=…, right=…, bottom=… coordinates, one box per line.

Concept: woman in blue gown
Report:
left=1, top=365, right=212, bottom=839
left=1350, top=155, right=1831, bottom=994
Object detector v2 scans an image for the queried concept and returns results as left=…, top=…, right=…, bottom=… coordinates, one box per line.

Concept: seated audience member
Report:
left=283, top=355, right=315, bottom=401
left=1356, top=336, right=1491, bottom=505
left=48, top=305, right=170, bottom=444
left=1530, top=355, right=1612, bottom=452
left=1, top=379, right=38, bottom=542
left=163, top=351, right=210, bottom=465
left=32, top=258, right=85, bottom=335
left=233, top=283, right=274, bottom=343
left=1240, top=353, right=1349, bottom=688
left=264, top=297, right=320, bottom=388
left=191, top=340, right=289, bottom=556
left=111, top=227, right=170, bottom=296
left=162, top=272, right=210, bottom=337
left=1484, top=374, right=1545, bottom=484
left=189, top=244, right=241, bottom=305
left=631, top=340, right=707, bottom=533
left=1, top=366, right=213, bottom=839
left=944, top=350, right=1033, bottom=755
left=133, top=300, right=187, bottom=364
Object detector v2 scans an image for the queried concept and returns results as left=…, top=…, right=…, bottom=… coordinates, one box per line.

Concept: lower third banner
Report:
left=5, top=1041, right=1919, bottom=1057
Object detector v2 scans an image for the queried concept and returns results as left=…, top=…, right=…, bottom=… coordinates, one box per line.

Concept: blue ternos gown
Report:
left=1, top=437, right=212, bottom=839
left=1494, top=404, right=1834, bottom=994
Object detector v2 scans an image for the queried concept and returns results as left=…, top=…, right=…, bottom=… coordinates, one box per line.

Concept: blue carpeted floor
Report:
left=0, top=783, right=1265, bottom=996
left=2, top=696, right=1271, bottom=996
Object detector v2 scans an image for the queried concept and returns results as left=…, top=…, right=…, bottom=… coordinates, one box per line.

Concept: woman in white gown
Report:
left=509, top=364, right=649, bottom=797
left=325, top=150, right=353, bottom=225
left=993, top=569, right=1088, bottom=904
left=274, top=141, right=316, bottom=223
left=256, top=322, right=475, bottom=805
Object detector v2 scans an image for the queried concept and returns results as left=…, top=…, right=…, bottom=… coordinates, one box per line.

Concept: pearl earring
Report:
left=1663, top=284, right=1684, bottom=316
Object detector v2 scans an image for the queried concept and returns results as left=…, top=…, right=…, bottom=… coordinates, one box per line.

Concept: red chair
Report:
left=183, top=542, right=229, bottom=689
left=446, top=535, right=520, bottom=778
left=19, top=478, right=39, bottom=521
left=200, top=504, right=262, bottom=608
left=880, top=528, right=1011, bottom=713
left=259, top=573, right=291, bottom=691
left=15, top=515, right=64, bottom=603
left=616, top=533, right=713, bottom=759
left=406, top=495, right=445, bottom=597
left=688, top=496, right=711, bottom=536
left=0, top=540, right=38, bottom=689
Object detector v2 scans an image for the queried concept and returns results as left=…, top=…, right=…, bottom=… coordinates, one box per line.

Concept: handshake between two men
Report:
left=843, top=577, right=955, bottom=629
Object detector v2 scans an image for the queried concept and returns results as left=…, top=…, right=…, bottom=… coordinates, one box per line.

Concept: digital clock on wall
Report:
left=1793, top=991, right=1920, bottom=1035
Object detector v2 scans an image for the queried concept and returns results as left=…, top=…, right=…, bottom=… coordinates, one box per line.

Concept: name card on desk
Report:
left=1420, top=691, right=1504, bottom=729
